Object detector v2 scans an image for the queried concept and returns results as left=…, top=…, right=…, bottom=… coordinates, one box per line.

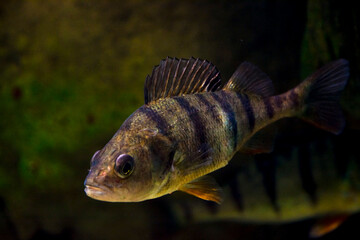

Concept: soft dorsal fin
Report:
left=144, top=57, right=222, bottom=104
left=223, top=61, right=274, bottom=97
left=179, top=175, right=223, bottom=204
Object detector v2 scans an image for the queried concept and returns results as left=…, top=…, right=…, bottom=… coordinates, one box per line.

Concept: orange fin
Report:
left=179, top=175, right=223, bottom=204
left=309, top=214, right=349, bottom=238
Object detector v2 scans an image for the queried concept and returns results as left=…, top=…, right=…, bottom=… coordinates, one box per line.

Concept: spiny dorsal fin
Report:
left=144, top=57, right=222, bottom=104
left=179, top=175, right=223, bottom=204
left=223, top=61, right=274, bottom=97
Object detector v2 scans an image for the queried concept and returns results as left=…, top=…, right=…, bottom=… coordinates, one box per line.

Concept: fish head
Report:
left=84, top=127, right=175, bottom=202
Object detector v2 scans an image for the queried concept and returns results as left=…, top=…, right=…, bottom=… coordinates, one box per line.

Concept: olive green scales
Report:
left=84, top=57, right=349, bottom=204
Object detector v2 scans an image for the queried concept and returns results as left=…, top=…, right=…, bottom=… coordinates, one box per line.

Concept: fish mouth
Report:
left=84, top=184, right=109, bottom=198
left=84, top=184, right=126, bottom=202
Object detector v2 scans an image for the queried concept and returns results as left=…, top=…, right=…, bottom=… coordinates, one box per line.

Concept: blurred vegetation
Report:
left=0, top=0, right=359, bottom=240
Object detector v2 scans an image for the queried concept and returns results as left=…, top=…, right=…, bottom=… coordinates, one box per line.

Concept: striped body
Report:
left=125, top=88, right=300, bottom=197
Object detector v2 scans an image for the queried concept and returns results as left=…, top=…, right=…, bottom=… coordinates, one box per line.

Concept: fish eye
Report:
left=114, top=154, right=135, bottom=178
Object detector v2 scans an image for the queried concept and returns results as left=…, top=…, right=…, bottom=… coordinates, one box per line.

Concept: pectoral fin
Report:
left=309, top=214, right=349, bottom=238
left=179, top=175, right=223, bottom=204
left=173, top=143, right=214, bottom=172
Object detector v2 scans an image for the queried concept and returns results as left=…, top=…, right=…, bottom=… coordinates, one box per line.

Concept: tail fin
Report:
left=300, top=59, right=349, bottom=135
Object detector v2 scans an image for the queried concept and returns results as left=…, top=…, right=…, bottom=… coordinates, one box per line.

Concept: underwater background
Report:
left=1, top=0, right=359, bottom=239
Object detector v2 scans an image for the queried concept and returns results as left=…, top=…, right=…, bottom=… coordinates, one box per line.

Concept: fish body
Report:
left=84, top=57, right=349, bottom=205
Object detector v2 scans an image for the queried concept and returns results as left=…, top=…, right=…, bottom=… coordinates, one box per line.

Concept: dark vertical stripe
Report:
left=138, top=106, right=175, bottom=179
left=210, top=91, right=238, bottom=150
left=263, top=97, right=274, bottom=119
left=236, top=93, right=255, bottom=131
left=255, top=154, right=279, bottom=212
left=138, top=106, right=169, bottom=134
left=289, top=89, right=300, bottom=107
left=173, top=97, right=207, bottom=145
left=298, top=144, right=317, bottom=204
left=194, top=94, right=221, bottom=124
left=273, top=95, right=283, bottom=108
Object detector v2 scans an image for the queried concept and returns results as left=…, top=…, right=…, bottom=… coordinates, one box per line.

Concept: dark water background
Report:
left=1, top=1, right=359, bottom=239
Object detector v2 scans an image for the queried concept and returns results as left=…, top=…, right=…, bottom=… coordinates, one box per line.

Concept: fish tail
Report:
left=296, top=59, right=349, bottom=134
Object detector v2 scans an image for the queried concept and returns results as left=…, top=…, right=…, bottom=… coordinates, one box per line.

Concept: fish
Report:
left=84, top=57, right=349, bottom=207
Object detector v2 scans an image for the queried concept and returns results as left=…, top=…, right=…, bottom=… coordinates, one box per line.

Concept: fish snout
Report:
left=85, top=166, right=111, bottom=185
left=93, top=167, right=111, bottom=183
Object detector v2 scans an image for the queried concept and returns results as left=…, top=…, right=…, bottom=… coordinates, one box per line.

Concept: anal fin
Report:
left=179, top=175, right=223, bottom=204
left=309, top=214, right=349, bottom=238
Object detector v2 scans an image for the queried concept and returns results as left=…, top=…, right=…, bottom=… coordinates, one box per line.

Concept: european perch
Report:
left=84, top=57, right=349, bottom=207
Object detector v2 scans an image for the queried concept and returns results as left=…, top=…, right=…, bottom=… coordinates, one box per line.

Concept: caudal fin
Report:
left=300, top=59, right=349, bottom=135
